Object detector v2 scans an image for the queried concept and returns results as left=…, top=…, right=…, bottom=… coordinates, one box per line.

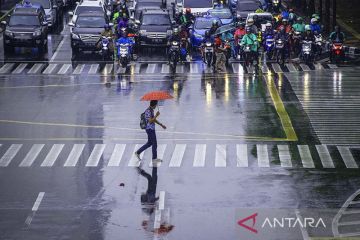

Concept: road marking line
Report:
left=231, top=63, right=239, bottom=73
left=316, top=145, right=335, bottom=168
left=12, top=63, right=28, bottom=74
left=299, top=63, right=311, bottom=71
left=43, top=64, right=58, bottom=74
left=57, top=64, right=71, bottom=75
left=116, top=66, right=126, bottom=74
left=88, top=64, right=99, bottom=74
left=298, top=145, right=315, bottom=168
left=314, top=63, right=325, bottom=70
left=86, top=144, right=105, bottom=167
left=159, top=191, right=165, bottom=210
left=265, top=76, right=298, bottom=141
left=161, top=64, right=169, bottom=74
left=149, top=144, right=166, bottom=167
left=41, top=144, right=64, bottom=167
left=295, top=210, right=310, bottom=240
left=190, top=63, right=199, bottom=73
left=176, top=65, right=184, bottom=73
left=154, top=209, right=161, bottom=230
left=215, top=144, right=226, bottom=167
left=271, top=63, right=283, bottom=73
left=277, top=145, right=292, bottom=167
left=28, top=63, right=45, bottom=74
left=327, top=64, right=338, bottom=69
left=0, top=144, right=22, bottom=167
left=146, top=63, right=157, bottom=74
left=102, top=64, right=113, bottom=75
left=0, top=63, right=15, bottom=74
left=19, top=144, right=44, bottom=167
left=337, top=146, right=358, bottom=168
left=257, top=144, right=270, bottom=167
left=261, top=64, right=270, bottom=74
left=50, top=38, right=65, bottom=62
left=107, top=144, right=126, bottom=166
left=169, top=144, right=186, bottom=167
left=32, top=192, right=45, bottom=211
left=236, top=144, right=248, bottom=167
left=128, top=144, right=144, bottom=167
left=73, top=64, right=85, bottom=74
left=285, top=63, right=297, bottom=72
left=193, top=144, right=206, bottom=167
left=64, top=144, right=85, bottom=167
left=246, top=65, right=254, bottom=74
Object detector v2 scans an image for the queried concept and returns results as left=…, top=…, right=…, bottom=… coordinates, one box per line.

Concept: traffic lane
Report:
left=0, top=73, right=286, bottom=141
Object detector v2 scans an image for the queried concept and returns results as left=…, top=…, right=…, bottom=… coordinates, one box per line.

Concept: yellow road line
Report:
left=0, top=119, right=288, bottom=141
left=265, top=76, right=298, bottom=141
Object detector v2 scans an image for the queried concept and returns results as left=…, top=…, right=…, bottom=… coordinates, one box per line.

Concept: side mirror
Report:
left=68, top=22, right=74, bottom=27
left=0, top=21, right=6, bottom=25
left=171, top=20, right=176, bottom=25
left=109, top=22, right=114, bottom=27
left=68, top=11, right=74, bottom=16
left=135, top=19, right=140, bottom=24
left=130, top=16, right=134, bottom=21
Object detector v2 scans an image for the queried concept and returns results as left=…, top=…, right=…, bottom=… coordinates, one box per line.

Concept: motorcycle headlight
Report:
left=167, top=30, right=173, bottom=36
left=5, top=29, right=13, bottom=37
left=139, top=30, right=147, bottom=35
left=33, top=30, right=42, bottom=36
left=71, top=33, right=80, bottom=40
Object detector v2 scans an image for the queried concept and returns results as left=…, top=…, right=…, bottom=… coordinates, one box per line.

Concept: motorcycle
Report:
left=330, top=42, right=344, bottom=63
left=243, top=44, right=254, bottom=67
left=314, top=33, right=323, bottom=59
left=169, top=41, right=180, bottom=72
left=263, top=34, right=275, bottom=60
left=270, top=0, right=281, bottom=13
left=117, top=42, right=131, bottom=68
left=301, top=40, right=313, bottom=64
left=274, top=38, right=285, bottom=64
left=99, top=36, right=113, bottom=61
left=224, top=39, right=232, bottom=66
left=203, top=42, right=214, bottom=67
left=236, top=36, right=244, bottom=60
left=292, top=31, right=302, bottom=56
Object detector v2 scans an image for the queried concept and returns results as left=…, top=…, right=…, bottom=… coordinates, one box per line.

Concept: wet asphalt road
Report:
left=0, top=11, right=360, bottom=240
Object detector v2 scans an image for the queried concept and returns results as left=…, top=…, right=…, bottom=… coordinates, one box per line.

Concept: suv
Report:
left=137, top=9, right=174, bottom=47
left=1, top=9, right=48, bottom=54
left=69, top=12, right=108, bottom=56
left=22, top=0, right=59, bottom=29
left=69, top=1, right=110, bottom=24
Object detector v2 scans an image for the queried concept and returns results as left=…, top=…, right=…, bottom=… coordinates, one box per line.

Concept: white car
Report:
left=246, top=12, right=273, bottom=32
left=68, top=0, right=110, bottom=24
left=178, top=0, right=215, bottom=14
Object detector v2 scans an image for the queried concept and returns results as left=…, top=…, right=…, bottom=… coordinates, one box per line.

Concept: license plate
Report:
left=152, top=39, right=162, bottom=43
left=18, top=35, right=30, bottom=40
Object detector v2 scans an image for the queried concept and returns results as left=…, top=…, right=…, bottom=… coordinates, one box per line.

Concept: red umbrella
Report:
left=140, top=91, right=173, bottom=101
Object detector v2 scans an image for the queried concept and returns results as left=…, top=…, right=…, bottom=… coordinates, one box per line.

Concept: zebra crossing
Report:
left=0, top=143, right=358, bottom=169
left=0, top=61, right=338, bottom=76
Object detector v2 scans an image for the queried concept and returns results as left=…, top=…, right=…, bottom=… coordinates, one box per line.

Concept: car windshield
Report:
left=142, top=14, right=169, bottom=25
left=31, top=0, right=50, bottom=9
left=76, top=16, right=105, bottom=27
left=75, top=6, right=103, bottom=15
left=208, top=10, right=232, bottom=19
left=237, top=2, right=258, bottom=11
left=194, top=19, right=213, bottom=29
left=9, top=15, right=40, bottom=26
left=184, top=0, right=212, bottom=8
left=137, top=2, right=162, bottom=8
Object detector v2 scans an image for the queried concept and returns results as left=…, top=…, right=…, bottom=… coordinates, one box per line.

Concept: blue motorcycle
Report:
left=263, top=34, right=275, bottom=60
left=116, top=37, right=134, bottom=68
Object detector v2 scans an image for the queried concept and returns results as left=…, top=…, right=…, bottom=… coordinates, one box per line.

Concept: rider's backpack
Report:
left=140, top=111, right=147, bottom=129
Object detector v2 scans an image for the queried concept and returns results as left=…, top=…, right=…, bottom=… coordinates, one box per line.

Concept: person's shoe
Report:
left=135, top=152, right=141, bottom=161
left=152, top=159, right=162, bottom=165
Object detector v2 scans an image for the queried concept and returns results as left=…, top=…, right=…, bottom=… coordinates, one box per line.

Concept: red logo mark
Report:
left=237, top=213, right=258, bottom=234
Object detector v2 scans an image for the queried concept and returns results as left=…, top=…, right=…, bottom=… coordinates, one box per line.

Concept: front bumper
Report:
left=139, top=35, right=168, bottom=47
left=71, top=38, right=99, bottom=51
left=4, top=35, right=44, bottom=47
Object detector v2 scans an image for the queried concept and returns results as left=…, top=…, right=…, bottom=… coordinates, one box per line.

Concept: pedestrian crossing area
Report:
left=0, top=143, right=358, bottom=169
left=0, top=61, right=337, bottom=76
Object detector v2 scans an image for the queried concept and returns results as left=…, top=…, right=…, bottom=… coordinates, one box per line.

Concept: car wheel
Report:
left=3, top=42, right=14, bottom=54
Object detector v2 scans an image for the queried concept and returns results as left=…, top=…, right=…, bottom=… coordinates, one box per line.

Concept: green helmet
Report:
left=312, top=13, right=320, bottom=20
left=305, top=25, right=311, bottom=31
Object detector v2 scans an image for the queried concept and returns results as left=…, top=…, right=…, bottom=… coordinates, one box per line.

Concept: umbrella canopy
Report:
left=140, top=91, right=174, bottom=101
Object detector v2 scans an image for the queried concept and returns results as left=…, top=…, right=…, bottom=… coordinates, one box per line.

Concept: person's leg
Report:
left=149, top=130, right=158, bottom=160
left=137, top=129, right=152, bottom=155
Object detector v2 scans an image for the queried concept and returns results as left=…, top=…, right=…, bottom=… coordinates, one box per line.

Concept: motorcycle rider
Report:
left=209, top=20, right=220, bottom=35
left=310, top=18, right=322, bottom=33
left=241, top=26, right=259, bottom=64
left=116, top=28, right=134, bottom=61
left=288, top=8, right=297, bottom=25
left=281, top=7, right=289, bottom=20
left=329, top=25, right=345, bottom=43
left=303, top=25, right=315, bottom=42
left=263, top=22, right=275, bottom=40
left=23, top=0, right=32, bottom=7
left=277, top=18, right=291, bottom=33
left=221, top=29, right=234, bottom=58
left=214, top=35, right=227, bottom=72
left=275, top=25, right=290, bottom=58
left=180, top=8, right=195, bottom=28
left=292, top=17, right=305, bottom=33
left=167, top=27, right=182, bottom=64
left=234, top=22, right=246, bottom=57
left=247, top=18, right=258, bottom=35
left=98, top=24, right=115, bottom=52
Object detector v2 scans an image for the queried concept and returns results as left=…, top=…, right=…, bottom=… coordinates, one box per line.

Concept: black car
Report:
left=1, top=10, right=48, bottom=54
left=69, top=12, right=109, bottom=56
left=137, top=9, right=174, bottom=47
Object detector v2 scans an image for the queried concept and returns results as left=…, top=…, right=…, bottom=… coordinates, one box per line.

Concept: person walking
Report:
left=135, top=100, right=166, bottom=165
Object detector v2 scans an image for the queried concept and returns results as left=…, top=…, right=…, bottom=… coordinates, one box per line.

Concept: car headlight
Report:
left=71, top=33, right=80, bottom=40
left=139, top=30, right=147, bottom=35
left=33, top=30, right=42, bottom=36
left=5, top=29, right=13, bottom=37
left=167, top=30, right=173, bottom=35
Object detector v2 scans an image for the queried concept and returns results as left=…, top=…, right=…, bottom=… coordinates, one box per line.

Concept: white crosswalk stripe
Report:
left=43, top=64, right=58, bottom=74
left=88, top=64, right=99, bottom=74
left=257, top=144, right=270, bottom=167
left=64, top=144, right=85, bottom=167
left=337, top=147, right=358, bottom=168
left=298, top=145, right=315, bottom=168
left=299, top=63, right=311, bottom=71
left=277, top=145, right=292, bottom=167
left=57, top=64, right=71, bottom=75
left=12, top=63, right=28, bottom=74
left=161, top=64, right=170, bottom=74
left=146, top=63, right=157, bottom=74
left=73, top=64, right=85, bottom=74
left=107, top=144, right=126, bottom=166
left=314, top=63, right=325, bottom=70
left=149, top=144, right=166, bottom=167
left=102, top=64, right=113, bottom=75
left=0, top=144, right=22, bottom=167
left=128, top=144, right=144, bottom=167
left=327, top=64, right=338, bottom=69
left=261, top=64, right=270, bottom=74
left=286, top=63, right=297, bottom=72
left=169, top=144, right=186, bottom=167
left=176, top=65, right=184, bottom=73
left=193, top=144, right=206, bottom=167
left=236, top=144, right=248, bottom=167
left=246, top=65, right=254, bottom=74
left=215, top=144, right=226, bottom=167
left=19, top=144, right=44, bottom=167
left=41, top=144, right=64, bottom=167
left=316, top=145, right=335, bottom=168
left=116, top=66, right=127, bottom=74
left=0, top=63, right=15, bottom=74
left=190, top=63, right=200, bottom=74
left=28, top=63, right=45, bottom=74
left=271, top=63, right=283, bottom=73
left=86, top=144, right=105, bottom=167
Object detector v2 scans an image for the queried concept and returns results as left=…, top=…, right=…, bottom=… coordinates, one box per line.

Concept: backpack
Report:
left=140, top=111, right=147, bottom=129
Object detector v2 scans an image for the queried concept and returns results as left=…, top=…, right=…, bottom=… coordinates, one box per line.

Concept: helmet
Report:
left=312, top=13, right=320, bottom=20
left=237, top=22, right=245, bottom=28
left=247, top=18, right=254, bottom=25
left=289, top=8, right=294, bottom=12
left=265, top=22, right=272, bottom=28
left=297, top=17, right=303, bottom=22
left=185, top=8, right=191, bottom=14
left=279, top=25, right=285, bottom=33
left=311, top=18, right=318, bottom=24
left=305, top=25, right=311, bottom=31
left=173, top=27, right=179, bottom=34
left=245, top=26, right=251, bottom=33
left=212, top=20, right=218, bottom=26
left=205, top=30, right=210, bottom=37
left=282, top=18, right=288, bottom=23
left=334, top=25, right=340, bottom=32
